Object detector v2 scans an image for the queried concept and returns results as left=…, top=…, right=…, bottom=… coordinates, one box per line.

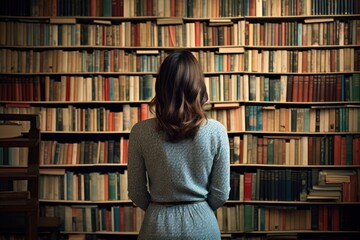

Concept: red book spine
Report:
left=119, top=206, right=125, bottom=231
left=244, top=172, right=252, bottom=201
left=122, top=139, right=128, bottom=163
left=140, top=103, right=149, bottom=121
left=104, top=174, right=109, bottom=200
left=91, top=0, right=97, bottom=16
left=323, top=205, right=328, bottom=231
left=340, top=136, right=347, bottom=165
left=104, top=77, right=109, bottom=101
left=333, top=135, right=342, bottom=165
left=195, top=21, right=201, bottom=47
left=108, top=111, right=114, bottom=131
left=331, top=206, right=340, bottom=231
left=112, top=0, right=117, bottom=16
left=65, top=76, right=71, bottom=101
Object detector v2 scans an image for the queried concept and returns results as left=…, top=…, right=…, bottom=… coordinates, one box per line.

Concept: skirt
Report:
left=138, top=201, right=221, bottom=240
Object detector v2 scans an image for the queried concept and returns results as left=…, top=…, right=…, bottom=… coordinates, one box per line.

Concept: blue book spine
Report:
left=264, top=77, right=269, bottom=101
left=109, top=77, right=114, bottom=101
left=66, top=171, right=73, bottom=200
left=113, top=206, right=119, bottom=232
left=256, top=105, right=263, bottom=131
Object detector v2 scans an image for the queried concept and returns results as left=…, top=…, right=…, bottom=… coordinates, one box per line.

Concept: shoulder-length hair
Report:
left=150, top=50, right=209, bottom=142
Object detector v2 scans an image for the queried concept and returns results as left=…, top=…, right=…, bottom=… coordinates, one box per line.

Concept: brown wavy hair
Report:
left=150, top=50, right=209, bottom=142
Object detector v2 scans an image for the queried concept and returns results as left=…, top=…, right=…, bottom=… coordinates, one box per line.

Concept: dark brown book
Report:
left=319, top=75, right=326, bottom=102
left=292, top=75, right=299, bottom=102
left=286, top=76, right=293, bottom=102
left=297, top=75, right=304, bottom=102
left=303, top=75, right=309, bottom=102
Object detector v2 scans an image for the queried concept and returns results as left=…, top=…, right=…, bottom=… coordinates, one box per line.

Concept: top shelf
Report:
left=1, top=0, right=359, bottom=19
left=0, top=14, right=360, bottom=22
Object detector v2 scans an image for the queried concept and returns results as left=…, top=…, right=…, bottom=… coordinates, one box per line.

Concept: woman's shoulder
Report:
left=201, top=119, right=228, bottom=137
left=131, top=118, right=157, bottom=132
left=205, top=119, right=227, bottom=130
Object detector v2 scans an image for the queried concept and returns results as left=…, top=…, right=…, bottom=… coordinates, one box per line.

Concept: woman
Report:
left=127, top=50, right=230, bottom=239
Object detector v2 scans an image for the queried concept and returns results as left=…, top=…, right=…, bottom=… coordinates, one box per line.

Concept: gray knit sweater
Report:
left=127, top=118, right=230, bottom=211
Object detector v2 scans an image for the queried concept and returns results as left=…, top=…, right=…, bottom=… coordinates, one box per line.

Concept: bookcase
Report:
left=0, top=0, right=359, bottom=239
left=0, top=114, right=40, bottom=240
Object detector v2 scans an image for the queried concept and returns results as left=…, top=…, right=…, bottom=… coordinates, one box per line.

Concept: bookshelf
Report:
left=0, top=114, right=40, bottom=240
left=0, top=0, right=359, bottom=239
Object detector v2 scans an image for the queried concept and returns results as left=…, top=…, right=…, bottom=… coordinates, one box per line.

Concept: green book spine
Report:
left=352, top=73, right=360, bottom=101
left=267, top=139, right=274, bottom=164
left=108, top=172, right=117, bottom=201
left=244, top=205, right=253, bottom=232
left=346, top=135, right=353, bottom=165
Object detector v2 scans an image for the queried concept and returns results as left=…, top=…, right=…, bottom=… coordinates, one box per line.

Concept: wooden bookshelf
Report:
left=0, top=0, right=359, bottom=239
left=0, top=114, right=40, bottom=240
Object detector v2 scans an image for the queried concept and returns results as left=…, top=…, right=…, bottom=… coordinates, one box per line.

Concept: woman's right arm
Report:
left=127, top=124, right=151, bottom=210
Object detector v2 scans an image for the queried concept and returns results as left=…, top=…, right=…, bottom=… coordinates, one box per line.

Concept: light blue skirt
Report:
left=138, top=201, right=221, bottom=240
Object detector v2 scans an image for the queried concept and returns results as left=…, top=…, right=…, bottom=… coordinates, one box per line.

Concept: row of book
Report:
left=39, top=169, right=129, bottom=201
left=245, top=48, right=359, bottom=73
left=245, top=20, right=360, bottom=46
left=2, top=0, right=359, bottom=17
left=1, top=105, right=358, bottom=133
left=2, top=19, right=360, bottom=47
left=40, top=205, right=143, bottom=232
left=0, top=147, right=28, bottom=166
left=0, top=75, right=155, bottom=102
left=217, top=205, right=312, bottom=232
left=0, top=49, right=162, bottom=74
left=37, top=104, right=150, bottom=132
left=229, top=169, right=358, bottom=202
left=210, top=105, right=360, bottom=133
left=0, top=49, right=244, bottom=74
left=230, top=134, right=360, bottom=166
left=1, top=74, right=359, bottom=102
left=2, top=47, right=360, bottom=74
left=244, top=74, right=359, bottom=102
left=3, top=19, right=358, bottom=47
left=3, top=133, right=358, bottom=167
left=2, top=48, right=359, bottom=74
left=40, top=139, right=129, bottom=165
left=245, top=106, right=360, bottom=132
left=245, top=204, right=357, bottom=232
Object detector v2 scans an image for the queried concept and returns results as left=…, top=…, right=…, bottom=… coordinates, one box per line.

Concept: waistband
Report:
left=150, top=200, right=206, bottom=206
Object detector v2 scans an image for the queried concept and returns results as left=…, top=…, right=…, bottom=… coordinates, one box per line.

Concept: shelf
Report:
left=2, top=71, right=360, bottom=76
left=39, top=199, right=132, bottom=204
left=230, top=164, right=360, bottom=168
left=226, top=200, right=360, bottom=205
left=1, top=2, right=359, bottom=239
left=40, top=163, right=128, bottom=168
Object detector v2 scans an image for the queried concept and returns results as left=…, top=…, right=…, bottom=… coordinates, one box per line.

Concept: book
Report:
left=0, top=122, right=23, bottom=139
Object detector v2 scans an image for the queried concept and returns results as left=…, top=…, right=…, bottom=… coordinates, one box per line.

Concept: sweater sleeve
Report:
left=207, top=124, right=231, bottom=210
left=127, top=123, right=151, bottom=210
